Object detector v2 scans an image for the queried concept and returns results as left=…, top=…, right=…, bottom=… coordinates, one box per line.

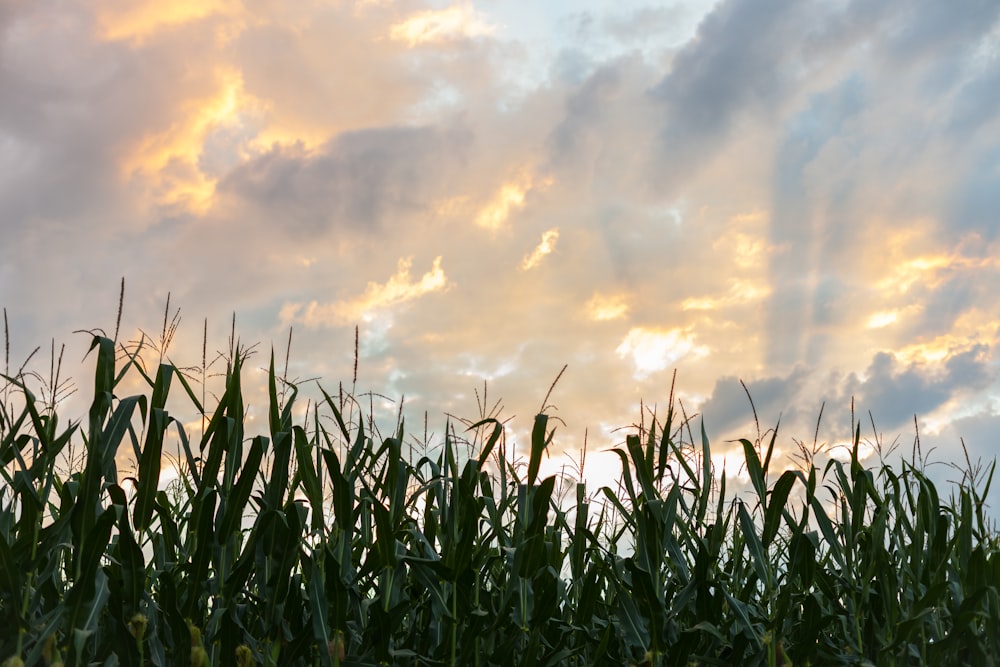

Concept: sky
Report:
left=3, top=0, right=1000, bottom=511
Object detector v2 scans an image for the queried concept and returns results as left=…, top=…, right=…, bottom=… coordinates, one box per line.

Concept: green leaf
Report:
left=763, top=470, right=796, bottom=547
left=738, top=501, right=769, bottom=587
left=739, top=438, right=766, bottom=505
left=527, top=413, right=551, bottom=487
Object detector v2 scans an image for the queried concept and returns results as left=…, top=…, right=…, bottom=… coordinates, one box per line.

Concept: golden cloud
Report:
left=875, top=228, right=1000, bottom=295
left=681, top=279, right=770, bottom=311
left=389, top=2, right=497, bottom=46
left=522, top=228, right=559, bottom=270
left=893, top=309, right=998, bottom=365
left=95, top=0, right=241, bottom=43
left=712, top=210, right=773, bottom=270
left=584, top=293, right=631, bottom=321
left=281, top=256, right=449, bottom=328
left=475, top=170, right=554, bottom=231
left=120, top=67, right=265, bottom=214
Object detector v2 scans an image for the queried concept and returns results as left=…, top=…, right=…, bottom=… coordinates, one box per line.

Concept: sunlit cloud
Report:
left=96, top=0, right=241, bottom=43
left=475, top=170, right=553, bottom=231
left=865, top=303, right=924, bottom=329
left=727, top=233, right=771, bottom=270
left=710, top=210, right=773, bottom=270
left=389, top=2, right=497, bottom=46
left=681, top=279, right=769, bottom=311
left=895, top=310, right=999, bottom=365
left=476, top=183, right=525, bottom=230
left=866, top=310, right=900, bottom=329
left=281, top=256, right=448, bottom=328
left=122, top=67, right=262, bottom=214
left=616, top=327, right=709, bottom=380
left=875, top=250, right=999, bottom=295
left=876, top=254, right=953, bottom=294
left=584, top=293, right=630, bottom=321
left=522, top=228, right=559, bottom=270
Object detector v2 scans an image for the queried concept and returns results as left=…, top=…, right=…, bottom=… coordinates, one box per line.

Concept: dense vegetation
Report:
left=1, top=317, right=998, bottom=666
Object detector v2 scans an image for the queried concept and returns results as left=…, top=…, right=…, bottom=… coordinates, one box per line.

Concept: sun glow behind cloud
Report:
left=616, top=327, right=709, bottom=380
left=866, top=310, right=900, bottom=329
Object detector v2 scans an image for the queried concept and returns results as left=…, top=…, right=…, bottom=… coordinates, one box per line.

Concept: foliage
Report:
left=0, top=330, right=998, bottom=666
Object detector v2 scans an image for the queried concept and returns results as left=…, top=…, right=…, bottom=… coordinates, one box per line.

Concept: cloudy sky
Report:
left=3, top=0, right=1000, bottom=506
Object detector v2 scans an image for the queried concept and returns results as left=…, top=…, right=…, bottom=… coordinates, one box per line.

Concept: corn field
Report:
left=1, top=328, right=998, bottom=666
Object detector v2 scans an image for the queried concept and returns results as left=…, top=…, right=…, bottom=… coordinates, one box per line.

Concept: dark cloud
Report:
left=875, top=0, right=1000, bottom=65
left=217, top=124, right=470, bottom=234
left=648, top=0, right=807, bottom=188
left=948, top=65, right=1000, bottom=138
left=807, top=0, right=1000, bottom=69
left=0, top=6, right=122, bottom=223
left=0, top=7, right=251, bottom=228
left=921, top=409, right=1000, bottom=516
left=547, top=60, right=628, bottom=170
left=948, top=149, right=1000, bottom=240
left=699, top=369, right=810, bottom=439
left=847, top=347, right=994, bottom=431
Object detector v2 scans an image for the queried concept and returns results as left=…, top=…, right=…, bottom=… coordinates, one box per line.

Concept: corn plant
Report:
left=0, top=329, right=997, bottom=666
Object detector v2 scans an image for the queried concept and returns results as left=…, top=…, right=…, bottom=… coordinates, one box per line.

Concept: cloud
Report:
left=935, top=410, right=1000, bottom=514
left=845, top=347, right=995, bottom=431
left=584, top=293, right=630, bottom=321
left=121, top=66, right=262, bottom=213
left=522, top=228, right=559, bottom=270
left=616, top=327, right=709, bottom=380
left=698, top=370, right=810, bottom=438
left=389, top=2, right=498, bottom=46
left=475, top=169, right=554, bottom=231
left=604, top=5, right=698, bottom=47
left=281, top=256, right=448, bottom=328
left=3, top=0, right=1000, bottom=519
left=217, top=124, right=470, bottom=233
left=949, top=150, right=1000, bottom=239
left=95, top=0, right=240, bottom=43
left=877, top=0, right=1000, bottom=65
left=681, top=279, right=769, bottom=311
left=649, top=0, right=809, bottom=187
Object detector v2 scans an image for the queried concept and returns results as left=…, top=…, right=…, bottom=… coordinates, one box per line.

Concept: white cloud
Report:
left=616, top=327, right=709, bottom=380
